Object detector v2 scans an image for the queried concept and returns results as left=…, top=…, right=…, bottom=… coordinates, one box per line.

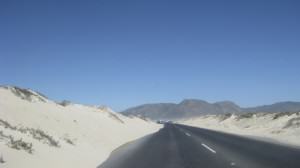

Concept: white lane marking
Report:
left=177, top=127, right=192, bottom=137
left=201, top=143, right=217, bottom=154
left=230, top=162, right=236, bottom=166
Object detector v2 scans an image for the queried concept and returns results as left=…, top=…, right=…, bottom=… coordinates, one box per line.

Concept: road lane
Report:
left=179, top=124, right=300, bottom=168
left=98, top=124, right=300, bottom=168
left=98, top=124, right=185, bottom=168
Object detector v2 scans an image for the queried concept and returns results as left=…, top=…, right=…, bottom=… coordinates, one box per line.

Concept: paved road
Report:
left=98, top=124, right=300, bottom=168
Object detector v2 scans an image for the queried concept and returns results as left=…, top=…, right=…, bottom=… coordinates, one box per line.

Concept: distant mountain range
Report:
left=121, top=99, right=300, bottom=120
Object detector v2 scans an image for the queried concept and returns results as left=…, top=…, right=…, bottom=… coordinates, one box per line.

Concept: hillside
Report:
left=243, top=101, right=300, bottom=113
left=122, top=99, right=241, bottom=120
left=0, top=86, right=160, bottom=168
left=179, top=112, right=300, bottom=147
left=122, top=99, right=300, bottom=120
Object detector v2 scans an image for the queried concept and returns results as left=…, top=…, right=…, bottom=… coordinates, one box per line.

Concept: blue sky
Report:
left=1, top=0, right=300, bottom=111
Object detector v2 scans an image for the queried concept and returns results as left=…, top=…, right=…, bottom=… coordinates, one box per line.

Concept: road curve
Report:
left=98, top=124, right=300, bottom=168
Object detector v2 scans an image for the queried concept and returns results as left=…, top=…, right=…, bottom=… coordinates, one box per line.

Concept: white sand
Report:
left=179, top=112, right=300, bottom=147
left=0, top=86, right=161, bottom=168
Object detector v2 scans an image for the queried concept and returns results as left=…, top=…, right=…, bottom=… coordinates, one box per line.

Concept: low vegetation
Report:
left=59, top=100, right=72, bottom=106
left=273, top=112, right=299, bottom=120
left=0, top=131, right=33, bottom=154
left=0, top=155, right=5, bottom=164
left=218, top=113, right=232, bottom=122
left=0, top=118, right=60, bottom=150
left=0, top=119, right=17, bottom=130
left=235, top=112, right=256, bottom=120
left=108, top=113, right=124, bottom=124
left=64, top=137, right=75, bottom=145
left=7, top=86, right=47, bottom=102
left=9, top=138, right=33, bottom=154
left=283, top=117, right=300, bottom=129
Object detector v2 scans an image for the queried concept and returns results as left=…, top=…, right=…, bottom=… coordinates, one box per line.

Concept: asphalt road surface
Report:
left=98, top=124, right=300, bottom=168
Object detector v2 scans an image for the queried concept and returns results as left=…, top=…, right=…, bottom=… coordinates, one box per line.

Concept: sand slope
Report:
left=0, top=86, right=160, bottom=168
left=180, top=112, right=300, bottom=147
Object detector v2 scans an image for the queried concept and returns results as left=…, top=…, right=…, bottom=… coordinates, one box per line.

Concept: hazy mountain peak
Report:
left=214, top=100, right=236, bottom=105
left=122, top=99, right=300, bottom=120
left=244, top=101, right=300, bottom=113
left=123, top=99, right=242, bottom=120
left=179, top=99, right=209, bottom=105
left=214, top=101, right=240, bottom=108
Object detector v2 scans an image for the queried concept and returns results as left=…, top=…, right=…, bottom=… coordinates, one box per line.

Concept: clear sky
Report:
left=1, top=0, right=300, bottom=111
